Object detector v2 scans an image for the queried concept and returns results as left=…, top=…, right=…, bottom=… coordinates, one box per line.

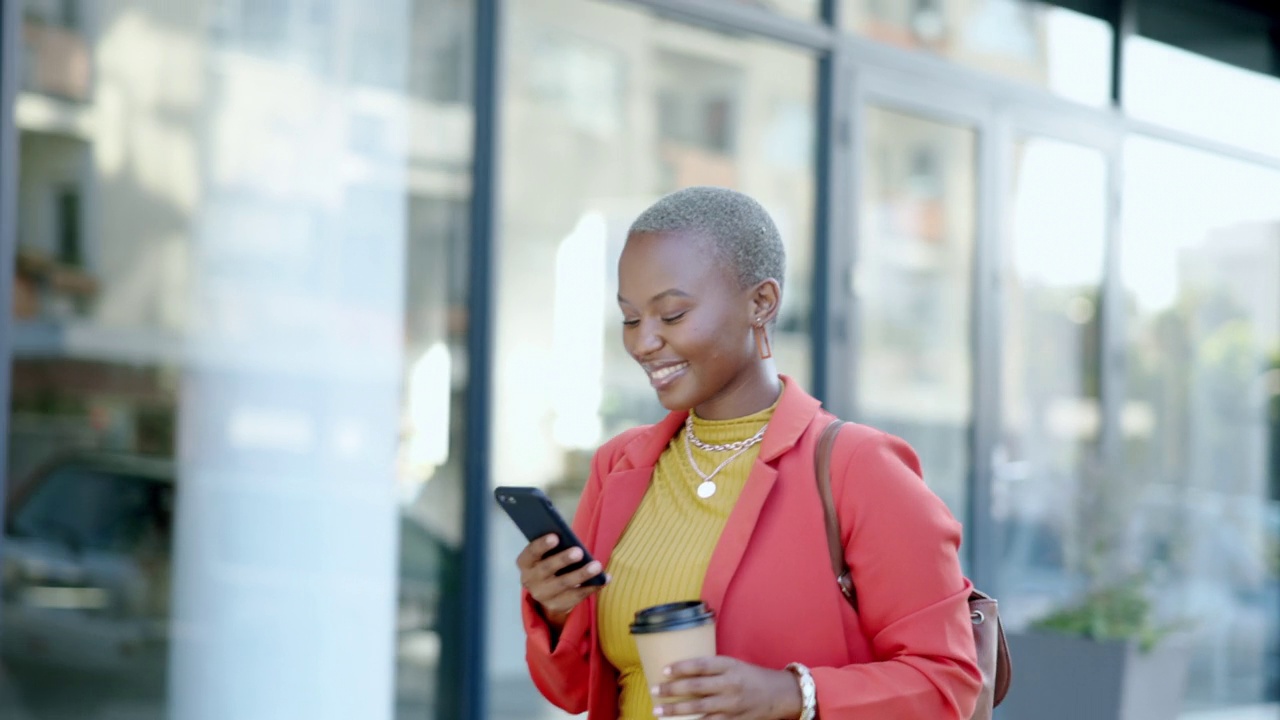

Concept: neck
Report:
left=692, top=364, right=782, bottom=420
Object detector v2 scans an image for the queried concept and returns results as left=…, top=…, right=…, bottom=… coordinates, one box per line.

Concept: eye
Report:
left=621, top=318, right=640, bottom=328
left=661, top=312, right=687, bottom=324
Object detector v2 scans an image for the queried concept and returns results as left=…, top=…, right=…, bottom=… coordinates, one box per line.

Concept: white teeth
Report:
left=650, top=363, right=687, bottom=380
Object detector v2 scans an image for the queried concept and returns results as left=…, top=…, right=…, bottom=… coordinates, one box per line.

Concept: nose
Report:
left=628, top=318, right=664, bottom=359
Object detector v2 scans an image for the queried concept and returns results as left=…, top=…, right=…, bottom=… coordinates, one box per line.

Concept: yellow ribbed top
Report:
left=597, top=402, right=776, bottom=719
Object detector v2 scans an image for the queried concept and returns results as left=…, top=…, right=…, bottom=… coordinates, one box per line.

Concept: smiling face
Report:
left=617, top=229, right=781, bottom=419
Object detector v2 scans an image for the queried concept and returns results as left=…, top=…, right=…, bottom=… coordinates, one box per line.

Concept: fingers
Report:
left=653, top=692, right=731, bottom=719
left=530, top=548, right=596, bottom=588
left=531, top=563, right=606, bottom=615
left=515, top=534, right=559, bottom=571
left=561, top=557, right=605, bottom=587
left=655, top=673, right=723, bottom=699
left=516, top=535, right=607, bottom=617
left=517, top=537, right=594, bottom=582
left=652, top=657, right=737, bottom=719
left=654, top=658, right=732, bottom=697
left=663, top=655, right=734, bottom=679
left=556, top=577, right=606, bottom=607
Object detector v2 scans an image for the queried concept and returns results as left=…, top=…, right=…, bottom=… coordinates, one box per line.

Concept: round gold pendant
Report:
left=696, top=481, right=716, bottom=499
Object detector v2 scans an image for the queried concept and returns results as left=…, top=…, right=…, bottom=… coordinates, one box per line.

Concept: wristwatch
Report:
left=785, top=662, right=817, bottom=720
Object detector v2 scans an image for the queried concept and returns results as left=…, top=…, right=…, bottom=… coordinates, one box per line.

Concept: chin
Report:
left=653, top=388, right=685, bottom=411
left=654, top=382, right=700, bottom=413
left=656, top=395, right=691, bottom=412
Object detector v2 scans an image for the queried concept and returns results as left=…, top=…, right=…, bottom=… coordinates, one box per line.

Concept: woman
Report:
left=517, top=187, right=981, bottom=719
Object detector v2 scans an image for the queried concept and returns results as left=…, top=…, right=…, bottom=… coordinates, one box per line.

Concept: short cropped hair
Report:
left=628, top=186, right=785, bottom=289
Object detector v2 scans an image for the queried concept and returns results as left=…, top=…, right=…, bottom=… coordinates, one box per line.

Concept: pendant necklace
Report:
left=683, top=415, right=767, bottom=499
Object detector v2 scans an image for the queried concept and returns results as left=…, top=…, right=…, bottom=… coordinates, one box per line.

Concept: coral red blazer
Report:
left=522, top=376, right=981, bottom=719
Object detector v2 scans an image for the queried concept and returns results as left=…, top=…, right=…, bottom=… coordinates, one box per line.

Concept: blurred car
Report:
left=1, top=452, right=173, bottom=716
left=2, top=450, right=455, bottom=716
left=2, top=452, right=174, bottom=679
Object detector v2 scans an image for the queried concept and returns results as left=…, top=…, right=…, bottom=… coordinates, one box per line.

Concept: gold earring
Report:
left=754, top=321, right=772, bottom=360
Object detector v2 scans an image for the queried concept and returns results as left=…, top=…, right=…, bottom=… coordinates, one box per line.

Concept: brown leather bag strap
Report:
left=814, top=418, right=1012, bottom=712
left=815, top=419, right=856, bottom=605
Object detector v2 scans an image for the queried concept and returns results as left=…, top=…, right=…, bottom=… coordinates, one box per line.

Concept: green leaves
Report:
left=1030, top=576, right=1191, bottom=653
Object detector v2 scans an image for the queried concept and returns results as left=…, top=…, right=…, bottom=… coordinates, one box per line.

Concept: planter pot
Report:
left=999, top=631, right=1191, bottom=720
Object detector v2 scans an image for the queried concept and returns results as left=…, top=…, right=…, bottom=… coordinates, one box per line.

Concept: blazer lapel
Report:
left=592, top=466, right=653, bottom=568
left=701, top=459, right=778, bottom=613
left=702, top=375, right=825, bottom=612
left=590, top=376, right=825, bottom=612
left=592, top=410, right=685, bottom=566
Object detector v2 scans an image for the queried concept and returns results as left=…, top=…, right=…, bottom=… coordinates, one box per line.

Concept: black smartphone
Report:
left=494, top=486, right=606, bottom=587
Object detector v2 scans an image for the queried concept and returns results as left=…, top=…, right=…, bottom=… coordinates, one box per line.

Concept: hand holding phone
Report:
left=496, top=487, right=609, bottom=625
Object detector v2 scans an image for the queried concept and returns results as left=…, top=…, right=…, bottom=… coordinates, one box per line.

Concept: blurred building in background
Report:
left=0, top=1, right=1277, bottom=719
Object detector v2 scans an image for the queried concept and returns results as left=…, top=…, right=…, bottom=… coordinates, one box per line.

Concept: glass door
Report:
left=992, top=126, right=1112, bottom=631
left=853, top=99, right=980, bottom=531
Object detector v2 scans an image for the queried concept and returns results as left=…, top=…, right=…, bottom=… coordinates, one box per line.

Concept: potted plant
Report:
left=1001, top=576, right=1193, bottom=720
left=1000, top=454, right=1195, bottom=720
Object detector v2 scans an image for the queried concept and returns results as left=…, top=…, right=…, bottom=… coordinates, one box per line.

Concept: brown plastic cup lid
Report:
left=629, top=601, right=715, bottom=635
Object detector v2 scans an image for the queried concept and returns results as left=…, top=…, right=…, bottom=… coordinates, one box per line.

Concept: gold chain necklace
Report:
left=682, top=417, right=767, bottom=499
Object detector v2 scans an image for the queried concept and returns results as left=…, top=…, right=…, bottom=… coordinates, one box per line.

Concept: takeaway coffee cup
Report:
left=630, top=601, right=717, bottom=720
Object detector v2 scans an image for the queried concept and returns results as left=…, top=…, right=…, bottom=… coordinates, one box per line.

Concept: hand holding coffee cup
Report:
left=629, top=602, right=717, bottom=720
left=650, top=655, right=807, bottom=720
left=632, top=602, right=807, bottom=720
left=517, top=534, right=607, bottom=627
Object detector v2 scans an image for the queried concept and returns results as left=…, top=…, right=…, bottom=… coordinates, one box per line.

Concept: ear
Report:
left=747, top=279, right=782, bottom=326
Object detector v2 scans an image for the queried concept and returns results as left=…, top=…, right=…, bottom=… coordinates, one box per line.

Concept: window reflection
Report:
left=3, top=2, right=472, bottom=719
left=1125, top=36, right=1280, bottom=160
left=492, top=2, right=817, bottom=716
left=996, top=138, right=1107, bottom=630
left=857, top=107, right=975, bottom=522
left=844, top=0, right=1113, bottom=106
left=713, top=0, right=819, bottom=19
left=1122, top=137, right=1280, bottom=709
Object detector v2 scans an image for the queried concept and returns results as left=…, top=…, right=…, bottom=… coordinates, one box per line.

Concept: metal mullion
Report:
left=846, top=33, right=1118, bottom=124
left=854, top=51, right=1003, bottom=584
left=968, top=105, right=1006, bottom=593
left=0, top=0, right=20, bottom=609
left=1110, top=0, right=1137, bottom=108
left=815, top=41, right=856, bottom=416
left=615, top=0, right=836, bottom=50
left=811, top=50, right=834, bottom=405
left=860, top=72, right=991, bottom=129
left=1006, top=103, right=1123, bottom=153
left=810, top=0, right=844, bottom=409
left=814, top=0, right=847, bottom=415
left=1123, top=117, right=1280, bottom=172
left=820, top=0, right=841, bottom=27
left=851, top=25, right=1280, bottom=172
left=462, top=0, right=501, bottom=718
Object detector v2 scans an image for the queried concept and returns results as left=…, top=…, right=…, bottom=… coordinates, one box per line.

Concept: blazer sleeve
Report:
left=809, top=430, right=983, bottom=719
left=521, top=434, right=617, bottom=713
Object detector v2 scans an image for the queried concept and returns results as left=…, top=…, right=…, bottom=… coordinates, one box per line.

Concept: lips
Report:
left=644, top=361, right=689, bottom=390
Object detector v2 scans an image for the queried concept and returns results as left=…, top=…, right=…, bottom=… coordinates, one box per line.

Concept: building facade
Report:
left=0, top=1, right=1278, bottom=719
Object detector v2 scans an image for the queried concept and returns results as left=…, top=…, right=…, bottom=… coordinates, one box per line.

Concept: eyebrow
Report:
left=617, top=288, right=692, bottom=306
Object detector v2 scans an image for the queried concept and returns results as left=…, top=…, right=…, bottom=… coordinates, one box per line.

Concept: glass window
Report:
left=1, top=2, right=472, bottom=719
left=1122, top=136, right=1280, bottom=711
left=9, top=462, right=172, bottom=555
left=843, top=0, right=1114, bottom=106
left=994, top=137, right=1108, bottom=631
left=1124, top=36, right=1280, bottom=160
left=715, top=0, right=820, bottom=20
left=490, top=1, right=817, bottom=716
left=856, top=106, right=976, bottom=524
